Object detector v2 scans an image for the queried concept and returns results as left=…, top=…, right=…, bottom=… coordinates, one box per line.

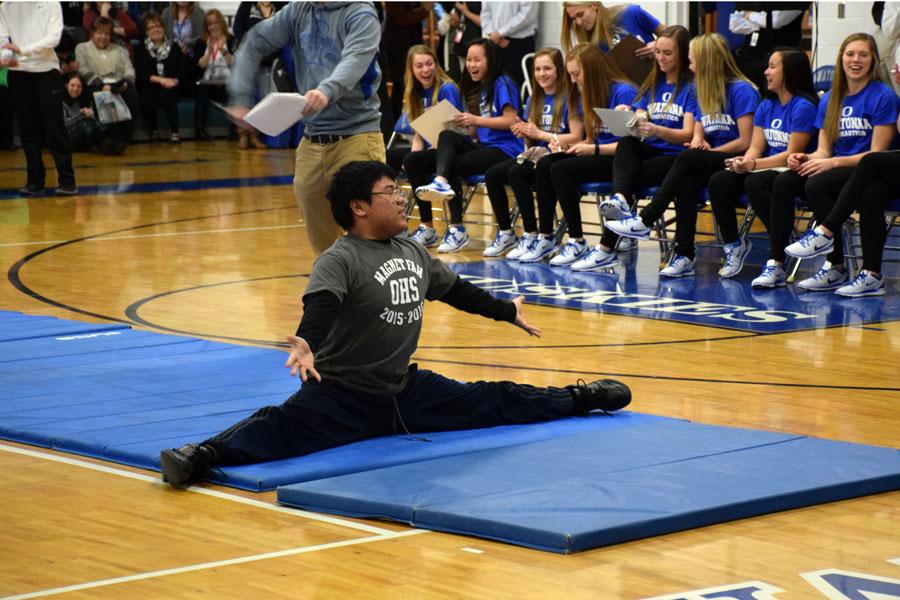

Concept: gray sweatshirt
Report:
left=228, top=2, right=382, bottom=137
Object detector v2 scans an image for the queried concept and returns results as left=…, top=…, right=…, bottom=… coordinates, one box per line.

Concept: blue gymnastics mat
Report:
left=0, top=310, right=671, bottom=491
left=278, top=421, right=900, bottom=553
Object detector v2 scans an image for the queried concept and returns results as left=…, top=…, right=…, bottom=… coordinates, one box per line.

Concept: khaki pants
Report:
left=293, top=131, right=386, bottom=255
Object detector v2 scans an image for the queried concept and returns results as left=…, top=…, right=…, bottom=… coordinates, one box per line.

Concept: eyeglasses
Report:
left=370, top=187, right=406, bottom=199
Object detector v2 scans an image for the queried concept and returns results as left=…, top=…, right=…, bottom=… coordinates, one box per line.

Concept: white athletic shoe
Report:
left=796, top=261, right=848, bottom=291
left=835, top=270, right=885, bottom=297
left=518, top=235, right=558, bottom=263
left=784, top=228, right=834, bottom=259
left=483, top=229, right=518, bottom=257
left=659, top=254, right=695, bottom=278
left=506, top=233, right=537, bottom=261
left=599, top=193, right=632, bottom=220
left=616, top=236, right=636, bottom=253
left=415, top=178, right=455, bottom=204
left=549, top=238, right=589, bottom=267
left=437, top=225, right=469, bottom=253
left=751, top=260, right=786, bottom=288
left=571, top=246, right=618, bottom=271
left=410, top=225, right=438, bottom=248
left=718, top=239, right=752, bottom=279
left=606, top=216, right=652, bottom=240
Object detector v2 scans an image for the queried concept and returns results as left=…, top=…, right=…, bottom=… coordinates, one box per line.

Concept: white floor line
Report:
left=0, top=444, right=402, bottom=535
left=2, top=529, right=428, bottom=600
left=0, top=223, right=304, bottom=248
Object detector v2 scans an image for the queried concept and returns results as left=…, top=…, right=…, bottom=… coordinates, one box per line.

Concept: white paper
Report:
left=243, top=92, right=307, bottom=136
left=409, top=99, right=469, bottom=147
left=593, top=108, right=639, bottom=138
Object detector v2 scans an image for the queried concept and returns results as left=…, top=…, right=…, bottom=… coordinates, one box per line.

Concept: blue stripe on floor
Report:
left=0, top=157, right=218, bottom=173
left=0, top=174, right=293, bottom=201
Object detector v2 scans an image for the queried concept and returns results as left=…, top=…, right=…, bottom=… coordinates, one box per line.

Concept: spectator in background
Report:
left=76, top=17, right=139, bottom=140
left=63, top=72, right=125, bottom=155
left=480, top=1, right=538, bottom=88
left=83, top=3, right=139, bottom=60
left=161, top=2, right=204, bottom=60
left=0, top=83, right=13, bottom=151
left=0, top=2, right=78, bottom=196
left=382, top=2, right=434, bottom=130
left=875, top=2, right=900, bottom=94
left=443, top=2, right=481, bottom=82
left=728, top=2, right=808, bottom=93
left=135, top=11, right=186, bottom=143
left=193, top=9, right=235, bottom=142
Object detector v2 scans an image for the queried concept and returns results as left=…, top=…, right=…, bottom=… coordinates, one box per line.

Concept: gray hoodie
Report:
left=228, top=2, right=382, bottom=137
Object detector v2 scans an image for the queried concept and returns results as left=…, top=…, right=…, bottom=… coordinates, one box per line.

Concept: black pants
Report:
left=772, top=167, right=857, bottom=266
left=612, top=137, right=677, bottom=199
left=499, top=36, right=535, bottom=88
left=485, top=157, right=537, bottom=232
left=195, top=83, right=228, bottom=133
left=406, top=130, right=510, bottom=223
left=639, top=149, right=737, bottom=259
left=386, top=140, right=411, bottom=173
left=8, top=69, right=75, bottom=188
left=139, top=83, right=179, bottom=134
left=0, top=84, right=14, bottom=148
left=822, top=152, right=900, bottom=272
left=204, top=365, right=578, bottom=465
left=551, top=154, right=616, bottom=244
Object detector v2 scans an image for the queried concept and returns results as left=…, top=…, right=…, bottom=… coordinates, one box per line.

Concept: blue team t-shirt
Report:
left=699, top=80, right=760, bottom=148
left=752, top=95, right=818, bottom=156
left=633, top=80, right=698, bottom=154
left=600, top=5, right=660, bottom=51
left=524, top=93, right=571, bottom=148
left=476, top=75, right=524, bottom=157
left=814, top=81, right=899, bottom=157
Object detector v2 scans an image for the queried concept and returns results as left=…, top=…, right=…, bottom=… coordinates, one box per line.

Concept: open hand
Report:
left=284, top=335, right=321, bottom=382
left=512, top=296, right=541, bottom=337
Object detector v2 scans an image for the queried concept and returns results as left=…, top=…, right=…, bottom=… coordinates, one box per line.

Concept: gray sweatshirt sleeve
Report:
left=315, top=8, right=381, bottom=103
left=227, top=5, right=295, bottom=107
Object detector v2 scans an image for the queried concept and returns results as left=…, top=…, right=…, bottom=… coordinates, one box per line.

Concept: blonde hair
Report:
left=823, top=33, right=882, bottom=145
left=402, top=45, right=456, bottom=122
left=528, top=48, right=568, bottom=133
left=690, top=33, right=756, bottom=118
left=560, top=2, right=626, bottom=54
left=566, top=43, right=631, bottom=139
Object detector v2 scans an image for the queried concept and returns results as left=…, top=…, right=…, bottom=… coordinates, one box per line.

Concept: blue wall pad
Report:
left=277, top=426, right=900, bottom=553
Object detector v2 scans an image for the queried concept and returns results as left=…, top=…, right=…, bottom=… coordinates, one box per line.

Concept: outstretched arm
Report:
left=286, top=290, right=341, bottom=381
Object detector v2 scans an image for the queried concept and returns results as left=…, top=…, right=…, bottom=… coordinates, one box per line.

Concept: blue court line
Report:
left=0, top=174, right=293, bottom=201
left=0, top=157, right=218, bottom=173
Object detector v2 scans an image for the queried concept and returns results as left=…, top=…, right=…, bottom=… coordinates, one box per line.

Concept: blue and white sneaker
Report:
left=751, top=260, right=786, bottom=288
left=483, top=229, right=518, bottom=257
left=571, top=246, right=618, bottom=271
left=415, top=178, right=455, bottom=204
left=796, top=261, right=848, bottom=291
left=835, top=270, right=885, bottom=297
left=659, top=254, right=695, bottom=278
left=437, top=225, right=469, bottom=253
left=606, top=216, right=651, bottom=240
left=599, top=193, right=632, bottom=220
left=549, top=238, right=589, bottom=266
left=784, top=228, right=834, bottom=259
left=518, top=235, right=558, bottom=263
left=718, top=239, right=752, bottom=278
left=410, top=225, right=438, bottom=248
left=616, top=236, right=636, bottom=253
left=506, top=233, right=537, bottom=261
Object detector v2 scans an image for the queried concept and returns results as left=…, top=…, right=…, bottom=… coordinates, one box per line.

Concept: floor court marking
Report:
left=2, top=529, right=428, bottom=600
left=0, top=223, right=305, bottom=248
left=0, top=444, right=403, bottom=536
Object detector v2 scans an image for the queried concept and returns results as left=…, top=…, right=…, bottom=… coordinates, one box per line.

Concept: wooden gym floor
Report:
left=0, top=141, right=897, bottom=599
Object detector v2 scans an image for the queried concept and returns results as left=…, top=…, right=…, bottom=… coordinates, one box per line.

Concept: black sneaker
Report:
left=570, top=378, right=632, bottom=413
left=160, top=443, right=215, bottom=488
left=54, top=185, right=78, bottom=196
left=19, top=184, right=44, bottom=196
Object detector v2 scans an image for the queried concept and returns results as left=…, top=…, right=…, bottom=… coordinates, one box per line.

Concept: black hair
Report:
left=771, top=48, right=819, bottom=106
left=327, top=161, right=397, bottom=230
left=460, top=38, right=509, bottom=112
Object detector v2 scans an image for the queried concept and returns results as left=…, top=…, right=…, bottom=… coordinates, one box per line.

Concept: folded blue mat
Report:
left=0, top=310, right=129, bottom=343
left=278, top=425, right=900, bottom=553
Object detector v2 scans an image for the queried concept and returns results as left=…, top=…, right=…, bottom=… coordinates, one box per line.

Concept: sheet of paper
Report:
left=409, top=99, right=469, bottom=147
left=243, top=92, right=307, bottom=136
left=593, top=107, right=638, bottom=138
left=751, top=166, right=790, bottom=173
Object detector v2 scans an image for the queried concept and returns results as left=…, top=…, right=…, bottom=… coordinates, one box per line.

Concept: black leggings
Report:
left=612, top=136, right=678, bottom=199
left=551, top=154, right=614, bottom=241
left=771, top=167, right=856, bottom=266
left=822, top=152, right=900, bottom=272
left=639, top=149, right=737, bottom=259
left=485, top=158, right=537, bottom=232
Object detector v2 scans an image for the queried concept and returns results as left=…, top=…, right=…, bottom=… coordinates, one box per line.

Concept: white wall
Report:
left=811, top=2, right=879, bottom=68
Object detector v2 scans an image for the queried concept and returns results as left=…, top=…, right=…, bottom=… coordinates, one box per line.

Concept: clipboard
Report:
left=593, top=107, right=639, bottom=138
left=409, top=99, right=469, bottom=147
left=606, top=35, right=654, bottom=86
left=243, top=92, right=308, bottom=136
